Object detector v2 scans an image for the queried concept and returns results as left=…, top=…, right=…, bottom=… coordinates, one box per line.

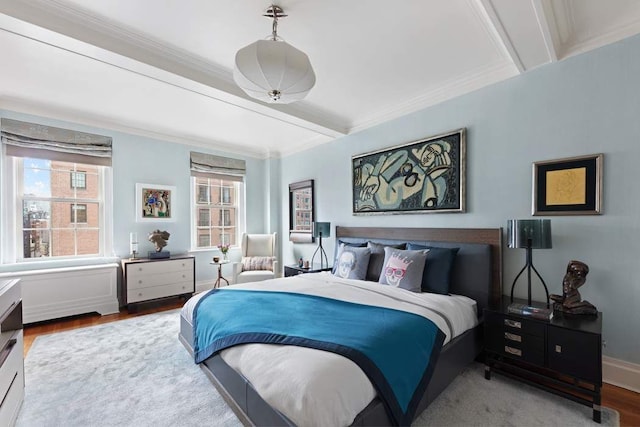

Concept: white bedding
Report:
left=182, top=272, right=478, bottom=426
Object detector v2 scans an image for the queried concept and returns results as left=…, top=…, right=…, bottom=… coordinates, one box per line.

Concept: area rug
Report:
left=17, top=310, right=618, bottom=427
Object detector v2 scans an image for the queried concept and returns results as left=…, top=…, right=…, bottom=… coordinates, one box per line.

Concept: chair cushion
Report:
left=245, top=234, right=274, bottom=257
left=236, top=270, right=275, bottom=284
left=242, top=256, right=275, bottom=272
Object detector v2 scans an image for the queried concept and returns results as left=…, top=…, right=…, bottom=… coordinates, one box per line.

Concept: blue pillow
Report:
left=406, top=243, right=460, bottom=294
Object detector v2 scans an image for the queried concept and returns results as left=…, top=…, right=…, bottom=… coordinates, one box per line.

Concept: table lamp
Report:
left=508, top=219, right=552, bottom=307
left=311, top=222, right=330, bottom=269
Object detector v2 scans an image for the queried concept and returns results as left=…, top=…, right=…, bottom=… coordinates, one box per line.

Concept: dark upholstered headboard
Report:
left=334, top=226, right=503, bottom=316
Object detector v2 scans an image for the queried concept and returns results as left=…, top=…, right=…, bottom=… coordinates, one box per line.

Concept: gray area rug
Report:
left=17, top=310, right=618, bottom=427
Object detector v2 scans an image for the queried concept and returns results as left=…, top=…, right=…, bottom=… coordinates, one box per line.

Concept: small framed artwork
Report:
left=352, top=129, right=466, bottom=214
left=136, top=183, right=176, bottom=222
left=532, top=154, right=603, bottom=215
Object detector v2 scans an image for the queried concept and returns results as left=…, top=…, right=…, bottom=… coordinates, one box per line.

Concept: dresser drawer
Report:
left=127, top=281, right=193, bottom=303
left=126, top=258, right=193, bottom=277
left=0, top=330, right=23, bottom=426
left=127, top=270, right=194, bottom=290
left=548, top=326, right=601, bottom=384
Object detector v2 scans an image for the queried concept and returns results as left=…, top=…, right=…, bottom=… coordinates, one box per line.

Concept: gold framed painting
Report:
left=532, top=154, right=603, bottom=216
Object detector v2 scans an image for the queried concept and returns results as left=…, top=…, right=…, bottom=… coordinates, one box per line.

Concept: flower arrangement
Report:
left=219, top=243, right=230, bottom=260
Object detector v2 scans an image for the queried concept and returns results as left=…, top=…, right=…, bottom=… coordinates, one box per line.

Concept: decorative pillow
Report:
left=332, top=244, right=371, bottom=280
left=332, top=240, right=367, bottom=274
left=366, top=241, right=407, bottom=282
left=406, top=243, right=460, bottom=295
left=378, top=247, right=429, bottom=293
left=241, top=256, right=275, bottom=272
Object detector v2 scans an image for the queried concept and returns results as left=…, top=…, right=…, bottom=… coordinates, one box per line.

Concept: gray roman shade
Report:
left=1, top=118, right=112, bottom=166
left=190, top=151, right=246, bottom=182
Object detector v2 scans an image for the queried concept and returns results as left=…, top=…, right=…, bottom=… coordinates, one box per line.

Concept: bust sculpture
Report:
left=550, top=260, right=597, bottom=315
left=148, top=229, right=170, bottom=252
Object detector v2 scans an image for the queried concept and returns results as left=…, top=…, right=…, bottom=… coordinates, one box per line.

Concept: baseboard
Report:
left=603, top=356, right=640, bottom=393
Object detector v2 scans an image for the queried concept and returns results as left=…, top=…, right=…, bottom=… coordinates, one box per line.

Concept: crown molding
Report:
left=562, top=16, right=640, bottom=60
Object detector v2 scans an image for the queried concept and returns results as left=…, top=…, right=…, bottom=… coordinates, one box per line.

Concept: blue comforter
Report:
left=193, top=289, right=445, bottom=426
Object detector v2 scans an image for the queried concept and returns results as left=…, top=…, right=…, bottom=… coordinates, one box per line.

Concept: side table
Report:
left=210, top=260, right=230, bottom=288
left=484, top=298, right=603, bottom=422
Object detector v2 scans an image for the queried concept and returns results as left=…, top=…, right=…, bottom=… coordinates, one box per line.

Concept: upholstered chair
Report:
left=232, top=233, right=279, bottom=284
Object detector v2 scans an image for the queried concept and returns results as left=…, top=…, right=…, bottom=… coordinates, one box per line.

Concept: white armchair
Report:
left=232, top=233, right=279, bottom=284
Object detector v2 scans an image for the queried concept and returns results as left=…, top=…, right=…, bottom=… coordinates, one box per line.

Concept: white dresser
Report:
left=0, top=279, right=23, bottom=427
left=121, top=256, right=195, bottom=309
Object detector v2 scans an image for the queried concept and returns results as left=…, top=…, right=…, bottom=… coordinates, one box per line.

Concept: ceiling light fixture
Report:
left=233, top=5, right=316, bottom=104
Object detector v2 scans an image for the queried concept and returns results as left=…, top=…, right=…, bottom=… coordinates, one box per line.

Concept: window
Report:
left=193, top=177, right=243, bottom=249
left=70, top=171, right=86, bottom=189
left=70, top=204, right=87, bottom=223
left=14, top=158, right=105, bottom=259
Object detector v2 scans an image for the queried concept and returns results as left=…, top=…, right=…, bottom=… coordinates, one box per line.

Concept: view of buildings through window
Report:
left=21, top=158, right=101, bottom=258
left=195, top=177, right=238, bottom=248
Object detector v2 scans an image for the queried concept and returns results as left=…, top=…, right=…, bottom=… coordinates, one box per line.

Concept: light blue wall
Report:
left=0, top=110, right=269, bottom=283
left=280, top=34, right=640, bottom=364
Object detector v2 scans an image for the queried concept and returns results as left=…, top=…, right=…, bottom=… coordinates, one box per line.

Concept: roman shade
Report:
left=1, top=118, right=112, bottom=166
left=190, top=151, right=246, bottom=182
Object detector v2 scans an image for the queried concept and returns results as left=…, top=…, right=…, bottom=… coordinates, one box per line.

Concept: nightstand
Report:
left=484, top=298, right=603, bottom=422
left=284, top=264, right=333, bottom=277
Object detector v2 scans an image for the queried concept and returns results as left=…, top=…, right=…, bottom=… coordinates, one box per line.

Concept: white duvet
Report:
left=182, top=272, right=478, bottom=426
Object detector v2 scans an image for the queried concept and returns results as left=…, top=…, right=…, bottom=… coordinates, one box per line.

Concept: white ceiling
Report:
left=1, top=0, right=640, bottom=158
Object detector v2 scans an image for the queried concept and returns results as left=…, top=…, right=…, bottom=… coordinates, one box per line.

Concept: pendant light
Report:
left=233, top=5, right=316, bottom=104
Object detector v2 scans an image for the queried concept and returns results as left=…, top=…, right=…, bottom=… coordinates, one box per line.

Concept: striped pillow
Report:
left=241, top=256, right=275, bottom=272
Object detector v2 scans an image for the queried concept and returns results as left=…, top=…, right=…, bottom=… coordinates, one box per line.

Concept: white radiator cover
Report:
left=0, top=263, right=119, bottom=323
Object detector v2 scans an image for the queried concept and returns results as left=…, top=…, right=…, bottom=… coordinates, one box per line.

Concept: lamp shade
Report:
left=233, top=39, right=316, bottom=104
left=313, top=222, right=331, bottom=238
left=507, top=219, right=552, bottom=249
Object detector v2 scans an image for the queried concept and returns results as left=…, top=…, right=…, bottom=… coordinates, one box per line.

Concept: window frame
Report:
left=191, top=176, right=245, bottom=251
left=1, top=155, right=112, bottom=264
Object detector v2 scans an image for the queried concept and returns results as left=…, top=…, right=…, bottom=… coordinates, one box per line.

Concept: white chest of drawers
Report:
left=0, top=279, right=23, bottom=427
left=121, top=256, right=195, bottom=309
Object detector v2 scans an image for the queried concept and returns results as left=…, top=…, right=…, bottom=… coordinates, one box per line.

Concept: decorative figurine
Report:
left=550, top=260, right=597, bottom=315
left=148, top=229, right=170, bottom=252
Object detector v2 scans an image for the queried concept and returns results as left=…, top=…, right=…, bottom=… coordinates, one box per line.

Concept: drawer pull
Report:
left=138, top=280, right=143, bottom=284
left=504, top=346, right=522, bottom=357
left=555, top=345, right=562, bottom=353
left=138, top=292, right=143, bottom=297
left=504, top=319, right=521, bottom=329
left=504, top=332, right=522, bottom=342
left=138, top=267, right=142, bottom=271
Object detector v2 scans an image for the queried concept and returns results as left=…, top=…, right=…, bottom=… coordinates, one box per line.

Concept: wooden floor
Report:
left=23, top=304, right=640, bottom=426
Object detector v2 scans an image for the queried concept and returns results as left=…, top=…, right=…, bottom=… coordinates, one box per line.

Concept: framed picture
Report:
left=532, top=154, right=603, bottom=215
left=289, top=179, right=315, bottom=243
left=136, top=183, right=176, bottom=222
left=352, top=129, right=466, bottom=215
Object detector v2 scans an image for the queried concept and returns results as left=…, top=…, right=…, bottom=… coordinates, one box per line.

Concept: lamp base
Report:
left=509, top=247, right=550, bottom=308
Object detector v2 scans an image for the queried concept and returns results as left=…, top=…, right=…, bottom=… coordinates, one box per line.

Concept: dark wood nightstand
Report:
left=484, top=298, right=603, bottom=423
left=284, top=264, right=333, bottom=277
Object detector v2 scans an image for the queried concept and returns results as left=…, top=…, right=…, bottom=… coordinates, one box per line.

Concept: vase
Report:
left=223, top=253, right=228, bottom=261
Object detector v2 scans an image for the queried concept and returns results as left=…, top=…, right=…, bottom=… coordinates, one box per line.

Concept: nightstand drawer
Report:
left=548, top=326, right=601, bottom=384
left=485, top=311, right=545, bottom=337
left=485, top=331, right=545, bottom=365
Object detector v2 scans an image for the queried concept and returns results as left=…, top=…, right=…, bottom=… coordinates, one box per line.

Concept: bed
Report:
left=179, top=226, right=503, bottom=426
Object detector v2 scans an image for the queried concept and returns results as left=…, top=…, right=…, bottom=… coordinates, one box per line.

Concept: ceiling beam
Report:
left=476, top=0, right=525, bottom=73
left=532, top=0, right=559, bottom=63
